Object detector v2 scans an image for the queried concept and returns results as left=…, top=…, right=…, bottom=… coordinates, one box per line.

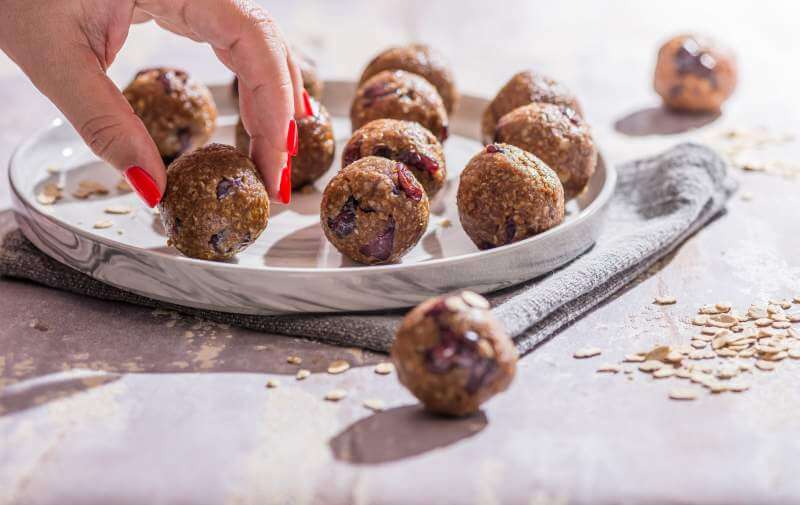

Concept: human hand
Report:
left=0, top=0, right=307, bottom=206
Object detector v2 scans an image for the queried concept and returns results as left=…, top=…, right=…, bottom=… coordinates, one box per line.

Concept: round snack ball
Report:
left=481, top=70, right=583, bottom=145
left=237, top=97, right=335, bottom=190
left=494, top=102, right=597, bottom=199
left=654, top=34, right=737, bottom=113
left=457, top=143, right=565, bottom=250
left=350, top=70, right=449, bottom=142
left=320, top=156, right=429, bottom=265
left=342, top=119, right=446, bottom=199
left=359, top=43, right=458, bottom=114
left=158, top=144, right=269, bottom=261
left=124, top=67, right=217, bottom=163
left=391, top=291, right=517, bottom=416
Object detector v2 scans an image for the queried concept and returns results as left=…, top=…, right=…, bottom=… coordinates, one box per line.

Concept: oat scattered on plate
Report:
left=93, top=219, right=113, bottom=229
left=325, top=389, right=347, bottom=401
left=573, top=347, right=602, bottom=359
left=73, top=180, right=110, bottom=199
left=104, top=205, right=133, bottom=215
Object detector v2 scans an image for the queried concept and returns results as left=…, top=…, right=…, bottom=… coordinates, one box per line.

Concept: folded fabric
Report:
left=0, top=143, right=737, bottom=353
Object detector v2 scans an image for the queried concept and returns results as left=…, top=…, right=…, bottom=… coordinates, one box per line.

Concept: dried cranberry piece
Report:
left=216, top=176, right=243, bottom=200
left=564, top=107, right=581, bottom=126
left=396, top=163, right=423, bottom=202
left=504, top=217, right=516, bottom=244
left=439, top=124, right=449, bottom=142
left=327, top=196, right=358, bottom=238
left=342, top=140, right=363, bottom=168
left=177, top=127, right=192, bottom=154
left=361, top=81, right=397, bottom=106
left=397, top=150, right=440, bottom=175
left=371, top=144, right=393, bottom=158
left=485, top=144, right=503, bottom=154
left=209, top=228, right=231, bottom=254
left=359, top=217, right=395, bottom=261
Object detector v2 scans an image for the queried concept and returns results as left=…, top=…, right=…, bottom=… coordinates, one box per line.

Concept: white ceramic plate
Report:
left=9, top=81, right=616, bottom=314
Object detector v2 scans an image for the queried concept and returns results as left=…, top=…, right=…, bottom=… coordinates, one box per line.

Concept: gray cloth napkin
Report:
left=0, top=143, right=737, bottom=354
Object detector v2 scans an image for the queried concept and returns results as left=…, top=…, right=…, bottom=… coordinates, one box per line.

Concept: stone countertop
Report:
left=1, top=1, right=800, bottom=504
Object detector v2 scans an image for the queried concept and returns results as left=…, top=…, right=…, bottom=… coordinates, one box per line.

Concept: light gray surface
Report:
left=8, top=82, right=614, bottom=315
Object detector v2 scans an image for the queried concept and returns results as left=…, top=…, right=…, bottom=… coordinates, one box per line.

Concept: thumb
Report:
left=37, top=50, right=166, bottom=207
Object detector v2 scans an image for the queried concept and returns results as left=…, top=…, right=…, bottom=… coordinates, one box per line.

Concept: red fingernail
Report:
left=302, top=89, right=314, bottom=117
left=287, top=118, right=298, bottom=157
left=279, top=158, right=292, bottom=204
left=124, top=166, right=161, bottom=208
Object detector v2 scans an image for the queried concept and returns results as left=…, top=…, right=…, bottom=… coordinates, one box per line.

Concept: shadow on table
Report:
left=614, top=106, right=719, bottom=136
left=329, top=404, right=487, bottom=464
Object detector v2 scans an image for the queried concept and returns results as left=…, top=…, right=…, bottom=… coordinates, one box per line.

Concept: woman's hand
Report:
left=0, top=0, right=306, bottom=206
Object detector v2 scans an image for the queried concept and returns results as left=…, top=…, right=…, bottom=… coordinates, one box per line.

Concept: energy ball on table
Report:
left=237, top=97, right=335, bottom=190
left=457, top=143, right=564, bottom=250
left=158, top=144, right=269, bottom=261
left=654, top=34, right=737, bottom=113
left=124, top=67, right=217, bottom=163
left=359, top=43, right=458, bottom=114
left=350, top=70, right=449, bottom=142
left=320, top=156, right=429, bottom=265
left=342, top=119, right=446, bottom=199
left=391, top=291, right=517, bottom=417
left=495, top=102, right=597, bottom=199
left=481, top=70, right=583, bottom=145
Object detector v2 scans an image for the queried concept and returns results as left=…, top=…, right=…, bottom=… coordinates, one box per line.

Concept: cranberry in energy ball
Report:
left=350, top=70, right=449, bottom=142
left=391, top=291, right=518, bottom=416
left=342, top=119, right=446, bottom=199
left=124, top=67, right=217, bottom=163
left=320, top=156, right=429, bottom=265
left=654, top=34, right=737, bottom=113
left=158, top=144, right=269, bottom=261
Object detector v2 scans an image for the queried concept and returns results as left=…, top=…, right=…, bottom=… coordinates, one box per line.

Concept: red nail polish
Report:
left=302, top=89, right=314, bottom=117
left=124, top=166, right=161, bottom=208
left=286, top=118, right=298, bottom=157
left=279, top=159, right=292, bottom=204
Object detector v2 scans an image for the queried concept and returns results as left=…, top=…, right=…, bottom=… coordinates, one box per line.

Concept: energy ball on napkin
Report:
left=124, top=67, right=217, bottom=163
left=457, top=143, right=564, bottom=250
left=321, top=156, right=429, bottom=265
left=391, top=291, right=517, bottom=416
left=481, top=70, right=583, bottom=145
left=237, top=97, right=335, bottom=190
left=342, top=119, right=446, bottom=199
left=359, top=43, right=458, bottom=113
left=158, top=143, right=269, bottom=261
left=654, top=34, right=737, bottom=113
left=350, top=70, right=449, bottom=142
left=494, top=102, right=597, bottom=199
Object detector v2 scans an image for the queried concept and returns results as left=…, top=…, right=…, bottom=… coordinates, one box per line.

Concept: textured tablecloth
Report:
left=0, top=143, right=736, bottom=353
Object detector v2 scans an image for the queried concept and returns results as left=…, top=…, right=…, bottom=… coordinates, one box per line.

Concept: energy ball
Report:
left=158, top=143, right=269, bottom=261
left=495, top=102, right=597, bottom=199
left=481, top=71, right=583, bottom=144
left=654, top=34, right=737, bottom=113
left=342, top=119, right=446, bottom=199
left=391, top=291, right=517, bottom=416
left=237, top=97, right=335, bottom=190
left=359, top=43, right=458, bottom=114
left=321, top=156, right=429, bottom=265
left=124, top=67, right=217, bottom=163
left=350, top=70, right=449, bottom=142
left=457, top=143, right=565, bottom=250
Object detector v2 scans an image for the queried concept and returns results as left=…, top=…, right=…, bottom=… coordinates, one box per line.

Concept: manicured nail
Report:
left=287, top=118, right=298, bottom=157
left=279, top=158, right=292, bottom=204
left=302, top=89, right=314, bottom=117
left=124, top=166, right=161, bottom=208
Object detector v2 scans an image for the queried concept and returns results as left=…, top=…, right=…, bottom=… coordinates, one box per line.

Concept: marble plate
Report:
left=9, top=81, right=616, bottom=314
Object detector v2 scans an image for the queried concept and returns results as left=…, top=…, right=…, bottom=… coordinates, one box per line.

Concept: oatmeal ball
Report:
left=320, top=156, right=429, bottom=265
left=359, top=43, right=458, bottom=114
left=124, top=67, right=217, bottom=163
left=237, top=97, right=335, bottom=190
left=457, top=143, right=565, bottom=250
left=391, top=291, right=517, bottom=416
left=231, top=48, right=323, bottom=104
left=350, top=70, right=449, bottom=142
left=342, top=119, right=446, bottom=199
left=494, top=102, right=597, bottom=199
left=481, top=71, right=583, bottom=145
left=654, top=34, right=737, bottom=112
left=158, top=143, right=269, bottom=261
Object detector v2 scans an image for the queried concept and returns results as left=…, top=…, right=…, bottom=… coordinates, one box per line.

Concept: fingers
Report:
left=286, top=48, right=308, bottom=118
left=34, top=46, right=166, bottom=207
left=137, top=0, right=297, bottom=202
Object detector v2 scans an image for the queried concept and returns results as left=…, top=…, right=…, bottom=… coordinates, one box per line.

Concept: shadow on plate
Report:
left=329, top=404, right=487, bottom=464
left=0, top=374, right=121, bottom=417
left=614, top=106, right=720, bottom=136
